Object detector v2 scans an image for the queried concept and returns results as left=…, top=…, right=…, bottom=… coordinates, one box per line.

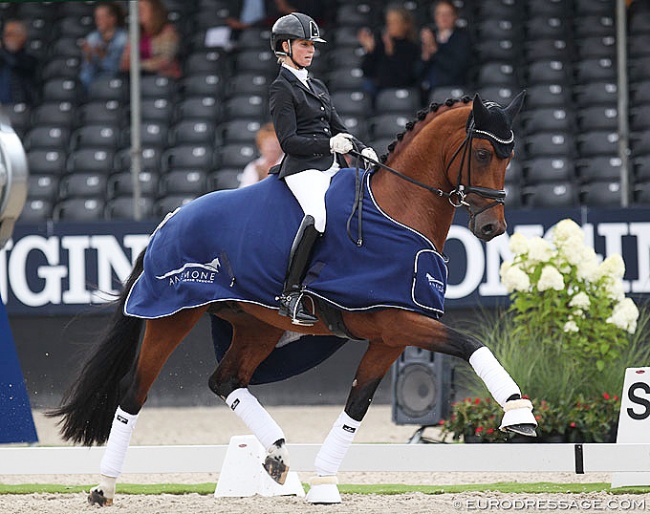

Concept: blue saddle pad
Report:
left=125, top=169, right=447, bottom=319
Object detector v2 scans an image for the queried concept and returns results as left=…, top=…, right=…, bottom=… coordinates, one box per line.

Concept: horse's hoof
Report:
left=263, top=439, right=290, bottom=485
left=88, top=488, right=113, bottom=507
left=505, top=423, right=537, bottom=438
left=306, top=476, right=341, bottom=504
left=499, top=398, right=537, bottom=435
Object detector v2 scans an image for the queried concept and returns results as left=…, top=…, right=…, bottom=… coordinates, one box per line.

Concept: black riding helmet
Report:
left=270, top=13, right=326, bottom=60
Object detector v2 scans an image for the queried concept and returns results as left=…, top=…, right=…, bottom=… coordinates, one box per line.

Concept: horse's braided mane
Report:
left=378, top=95, right=473, bottom=164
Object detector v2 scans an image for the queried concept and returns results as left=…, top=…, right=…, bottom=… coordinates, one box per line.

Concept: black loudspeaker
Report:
left=391, top=347, right=453, bottom=426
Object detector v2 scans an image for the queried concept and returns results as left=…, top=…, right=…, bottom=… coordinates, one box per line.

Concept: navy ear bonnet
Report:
left=466, top=91, right=525, bottom=159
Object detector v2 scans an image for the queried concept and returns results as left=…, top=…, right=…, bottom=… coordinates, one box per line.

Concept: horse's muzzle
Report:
left=469, top=209, right=507, bottom=241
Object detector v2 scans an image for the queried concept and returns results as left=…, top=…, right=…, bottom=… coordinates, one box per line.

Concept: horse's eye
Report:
left=476, top=149, right=491, bottom=162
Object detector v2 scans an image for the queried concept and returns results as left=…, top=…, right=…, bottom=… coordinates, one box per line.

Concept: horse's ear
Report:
left=472, top=93, right=490, bottom=127
left=503, top=90, right=526, bottom=123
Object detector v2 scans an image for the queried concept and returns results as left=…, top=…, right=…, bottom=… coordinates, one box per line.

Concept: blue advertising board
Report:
left=2, top=207, right=649, bottom=315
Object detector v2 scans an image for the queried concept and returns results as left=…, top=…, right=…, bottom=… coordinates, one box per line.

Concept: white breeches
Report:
left=284, top=161, right=340, bottom=233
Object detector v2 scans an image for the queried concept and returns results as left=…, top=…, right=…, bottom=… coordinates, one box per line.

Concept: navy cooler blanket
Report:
left=124, top=169, right=448, bottom=319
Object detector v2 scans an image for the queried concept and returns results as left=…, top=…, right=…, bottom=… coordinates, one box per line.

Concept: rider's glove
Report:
left=330, top=133, right=354, bottom=154
left=360, top=147, right=378, bottom=166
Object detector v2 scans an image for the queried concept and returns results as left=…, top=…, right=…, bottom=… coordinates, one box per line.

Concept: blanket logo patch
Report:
left=412, top=249, right=448, bottom=314
left=155, top=257, right=221, bottom=286
left=426, top=272, right=445, bottom=293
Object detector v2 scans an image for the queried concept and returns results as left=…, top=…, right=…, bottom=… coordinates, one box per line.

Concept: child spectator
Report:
left=238, top=122, right=284, bottom=188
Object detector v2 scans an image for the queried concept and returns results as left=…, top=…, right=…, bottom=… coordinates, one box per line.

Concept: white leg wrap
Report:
left=99, top=407, right=139, bottom=478
left=469, top=346, right=521, bottom=408
left=225, top=388, right=285, bottom=450
left=314, top=411, right=361, bottom=476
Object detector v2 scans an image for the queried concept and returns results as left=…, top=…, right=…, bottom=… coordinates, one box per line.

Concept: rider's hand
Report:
left=361, top=147, right=378, bottom=166
left=330, top=133, right=354, bottom=154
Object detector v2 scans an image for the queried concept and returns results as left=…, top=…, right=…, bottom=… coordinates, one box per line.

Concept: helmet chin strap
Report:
left=285, top=40, right=306, bottom=69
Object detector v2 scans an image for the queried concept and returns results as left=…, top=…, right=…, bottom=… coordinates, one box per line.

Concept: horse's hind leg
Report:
left=306, top=342, right=403, bottom=504
left=208, top=318, right=288, bottom=483
left=89, top=307, right=205, bottom=507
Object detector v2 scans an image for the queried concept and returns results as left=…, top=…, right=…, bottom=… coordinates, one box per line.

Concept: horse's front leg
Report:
left=349, top=311, right=537, bottom=439
left=414, top=318, right=537, bottom=437
left=306, top=342, right=403, bottom=504
left=207, top=317, right=289, bottom=483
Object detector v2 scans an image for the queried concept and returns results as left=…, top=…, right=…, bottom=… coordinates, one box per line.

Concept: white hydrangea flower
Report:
left=553, top=219, right=584, bottom=246
left=603, top=278, right=625, bottom=302
left=537, top=265, right=565, bottom=291
left=575, top=246, right=600, bottom=281
left=572, top=308, right=586, bottom=319
left=569, top=292, right=590, bottom=309
left=607, top=298, right=639, bottom=334
left=527, top=236, right=553, bottom=264
left=598, top=254, right=626, bottom=281
left=509, top=232, right=529, bottom=256
left=501, top=263, right=530, bottom=293
left=563, top=320, right=579, bottom=333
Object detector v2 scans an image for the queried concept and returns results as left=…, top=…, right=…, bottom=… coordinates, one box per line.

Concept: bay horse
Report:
left=49, top=92, right=536, bottom=506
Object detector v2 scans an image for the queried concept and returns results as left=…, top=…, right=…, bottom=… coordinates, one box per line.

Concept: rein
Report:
left=346, top=123, right=507, bottom=246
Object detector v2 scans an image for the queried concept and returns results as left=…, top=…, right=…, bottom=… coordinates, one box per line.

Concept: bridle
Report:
left=350, top=126, right=508, bottom=217
left=347, top=118, right=510, bottom=246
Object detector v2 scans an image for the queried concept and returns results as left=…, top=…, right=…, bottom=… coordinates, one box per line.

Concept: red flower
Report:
left=475, top=426, right=484, bottom=433
left=603, top=392, right=610, bottom=400
left=487, top=428, right=494, bottom=434
left=614, top=395, right=619, bottom=401
left=570, top=422, right=576, bottom=428
left=438, top=419, right=445, bottom=425
left=475, top=398, right=481, bottom=405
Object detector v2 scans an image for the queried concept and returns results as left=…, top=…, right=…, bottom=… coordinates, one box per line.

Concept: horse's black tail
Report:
left=46, top=249, right=147, bottom=446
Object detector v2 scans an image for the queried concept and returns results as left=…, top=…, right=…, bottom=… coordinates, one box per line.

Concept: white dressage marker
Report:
left=612, top=367, right=650, bottom=488
left=214, top=435, right=304, bottom=497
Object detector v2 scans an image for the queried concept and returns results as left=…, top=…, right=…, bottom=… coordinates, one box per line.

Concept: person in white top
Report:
left=238, top=122, right=284, bottom=188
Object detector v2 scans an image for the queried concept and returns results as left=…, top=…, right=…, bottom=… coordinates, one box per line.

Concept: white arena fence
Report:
left=1, top=443, right=649, bottom=475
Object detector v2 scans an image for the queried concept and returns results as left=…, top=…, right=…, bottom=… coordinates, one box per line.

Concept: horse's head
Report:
left=449, top=91, right=525, bottom=241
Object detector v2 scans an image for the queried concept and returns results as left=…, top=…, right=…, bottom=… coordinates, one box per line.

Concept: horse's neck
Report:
left=371, top=170, right=455, bottom=251
left=370, top=111, right=466, bottom=252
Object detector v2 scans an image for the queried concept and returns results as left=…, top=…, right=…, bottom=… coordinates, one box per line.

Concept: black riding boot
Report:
left=278, top=215, right=321, bottom=326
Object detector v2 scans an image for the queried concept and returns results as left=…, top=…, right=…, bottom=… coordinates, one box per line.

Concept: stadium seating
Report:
left=12, top=0, right=650, bottom=221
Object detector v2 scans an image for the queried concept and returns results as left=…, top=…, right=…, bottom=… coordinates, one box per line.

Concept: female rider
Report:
left=269, top=12, right=377, bottom=326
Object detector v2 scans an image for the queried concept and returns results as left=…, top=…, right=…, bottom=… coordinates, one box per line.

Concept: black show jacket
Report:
left=269, top=66, right=365, bottom=178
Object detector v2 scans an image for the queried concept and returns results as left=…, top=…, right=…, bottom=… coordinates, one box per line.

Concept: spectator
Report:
left=79, top=2, right=128, bottom=92
left=0, top=19, right=38, bottom=105
left=357, top=5, right=420, bottom=108
left=226, top=0, right=276, bottom=32
left=274, top=0, right=331, bottom=26
left=417, top=0, right=472, bottom=103
left=238, top=122, right=284, bottom=188
left=120, top=0, right=181, bottom=79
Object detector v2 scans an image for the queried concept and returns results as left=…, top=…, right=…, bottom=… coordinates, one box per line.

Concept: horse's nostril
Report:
left=482, top=224, right=495, bottom=236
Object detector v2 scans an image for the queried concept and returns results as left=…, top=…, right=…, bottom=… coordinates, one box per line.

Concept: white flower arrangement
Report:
left=500, top=218, right=639, bottom=372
